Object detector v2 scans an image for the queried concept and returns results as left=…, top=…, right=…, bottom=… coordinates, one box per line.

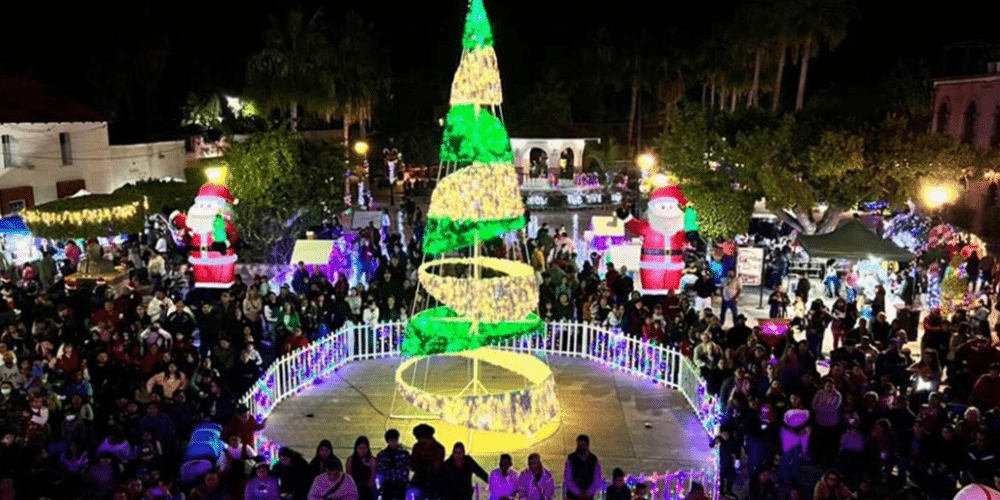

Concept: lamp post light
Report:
left=637, top=153, right=656, bottom=177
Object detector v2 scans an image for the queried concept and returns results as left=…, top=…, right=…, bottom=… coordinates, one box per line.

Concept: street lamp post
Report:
left=348, top=141, right=370, bottom=209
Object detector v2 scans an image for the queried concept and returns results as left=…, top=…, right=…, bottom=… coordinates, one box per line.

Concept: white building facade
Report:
left=0, top=77, right=185, bottom=215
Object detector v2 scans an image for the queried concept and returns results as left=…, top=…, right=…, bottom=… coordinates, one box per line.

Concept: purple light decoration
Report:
left=761, top=321, right=789, bottom=336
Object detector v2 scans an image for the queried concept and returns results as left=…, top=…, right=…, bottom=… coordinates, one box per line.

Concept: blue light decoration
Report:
left=861, top=200, right=889, bottom=211
left=928, top=271, right=942, bottom=309
left=884, top=212, right=931, bottom=252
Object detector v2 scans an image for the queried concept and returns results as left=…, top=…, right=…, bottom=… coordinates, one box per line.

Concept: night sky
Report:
left=0, top=0, right=996, bottom=140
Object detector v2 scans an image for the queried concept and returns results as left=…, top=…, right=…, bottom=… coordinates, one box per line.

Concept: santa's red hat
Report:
left=126, top=281, right=137, bottom=291
left=196, top=183, right=235, bottom=205
left=96, top=277, right=107, bottom=287
left=649, top=186, right=687, bottom=207
left=65, top=279, right=78, bottom=290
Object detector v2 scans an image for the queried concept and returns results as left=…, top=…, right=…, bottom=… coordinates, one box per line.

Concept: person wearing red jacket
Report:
left=223, top=404, right=266, bottom=448
left=972, top=363, right=1000, bottom=410
left=282, top=327, right=309, bottom=353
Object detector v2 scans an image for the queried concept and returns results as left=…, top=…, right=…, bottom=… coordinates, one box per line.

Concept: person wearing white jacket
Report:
left=362, top=301, right=380, bottom=325
left=518, top=454, right=555, bottom=500
left=488, top=455, right=519, bottom=500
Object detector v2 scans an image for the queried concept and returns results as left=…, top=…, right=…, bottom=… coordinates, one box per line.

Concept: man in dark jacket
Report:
left=563, top=435, right=603, bottom=500
left=410, top=424, right=445, bottom=499
left=376, top=429, right=410, bottom=500
left=273, top=447, right=312, bottom=500
left=439, top=442, right=488, bottom=500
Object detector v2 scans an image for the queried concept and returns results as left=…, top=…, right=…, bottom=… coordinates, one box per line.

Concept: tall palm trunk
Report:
left=772, top=43, right=787, bottom=112
left=343, top=109, right=351, bottom=168
left=289, top=101, right=299, bottom=132
left=701, top=83, right=708, bottom=108
left=730, top=91, right=737, bottom=113
left=795, top=38, right=812, bottom=111
left=749, top=50, right=763, bottom=109
left=709, top=80, right=716, bottom=108
left=627, top=73, right=639, bottom=157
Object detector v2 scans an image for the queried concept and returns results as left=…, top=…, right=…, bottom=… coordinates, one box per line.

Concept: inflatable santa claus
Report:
left=616, top=185, right=695, bottom=293
left=171, top=183, right=239, bottom=288
left=953, top=484, right=1000, bottom=500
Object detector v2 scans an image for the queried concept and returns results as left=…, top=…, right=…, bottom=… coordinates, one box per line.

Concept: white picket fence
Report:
left=241, top=321, right=721, bottom=500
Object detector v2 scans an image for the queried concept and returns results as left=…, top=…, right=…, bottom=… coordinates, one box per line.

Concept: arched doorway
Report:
left=963, top=100, right=979, bottom=145
left=529, top=148, right=548, bottom=178
left=559, top=149, right=575, bottom=179
left=936, top=100, right=950, bottom=134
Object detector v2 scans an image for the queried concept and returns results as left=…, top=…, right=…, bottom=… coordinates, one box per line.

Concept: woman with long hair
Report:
left=345, top=436, right=376, bottom=500
left=145, top=361, right=188, bottom=398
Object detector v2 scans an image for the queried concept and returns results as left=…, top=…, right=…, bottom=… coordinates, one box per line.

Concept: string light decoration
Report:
left=408, top=0, right=541, bottom=357
left=450, top=45, right=502, bottom=106
left=425, top=163, right=524, bottom=254
left=395, top=347, right=558, bottom=434
left=439, top=105, right=514, bottom=164
left=418, top=257, right=538, bottom=323
left=21, top=194, right=146, bottom=239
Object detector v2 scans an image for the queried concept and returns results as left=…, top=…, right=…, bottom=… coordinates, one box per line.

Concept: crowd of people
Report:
left=0, top=215, right=686, bottom=500
left=1, top=202, right=997, bottom=500
left=527, top=221, right=1000, bottom=500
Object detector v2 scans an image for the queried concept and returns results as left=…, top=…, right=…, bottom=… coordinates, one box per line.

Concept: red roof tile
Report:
left=0, top=76, right=105, bottom=124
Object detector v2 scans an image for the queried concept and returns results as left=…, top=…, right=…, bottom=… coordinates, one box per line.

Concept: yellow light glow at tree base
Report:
left=450, top=46, right=503, bottom=106
left=419, top=257, right=538, bottom=324
left=395, top=347, right=560, bottom=435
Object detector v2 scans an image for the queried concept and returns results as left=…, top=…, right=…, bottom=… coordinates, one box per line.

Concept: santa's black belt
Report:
left=642, top=248, right=683, bottom=256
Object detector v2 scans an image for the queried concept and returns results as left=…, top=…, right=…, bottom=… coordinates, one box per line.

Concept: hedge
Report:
left=21, top=194, right=146, bottom=239
left=114, top=179, right=199, bottom=215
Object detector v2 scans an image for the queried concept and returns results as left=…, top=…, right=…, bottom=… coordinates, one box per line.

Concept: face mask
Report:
left=0, top=389, right=10, bottom=396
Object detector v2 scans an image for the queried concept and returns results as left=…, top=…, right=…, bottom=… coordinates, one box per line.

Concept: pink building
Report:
left=930, top=69, right=1000, bottom=237
left=931, top=72, right=1000, bottom=148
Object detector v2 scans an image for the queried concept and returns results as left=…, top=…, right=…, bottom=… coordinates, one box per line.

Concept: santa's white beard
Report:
left=650, top=215, right=684, bottom=236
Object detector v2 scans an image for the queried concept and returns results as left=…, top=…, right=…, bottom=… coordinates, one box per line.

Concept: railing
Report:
left=241, top=321, right=720, bottom=500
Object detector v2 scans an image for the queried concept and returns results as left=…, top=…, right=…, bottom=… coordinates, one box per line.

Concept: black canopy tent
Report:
left=796, top=220, right=916, bottom=262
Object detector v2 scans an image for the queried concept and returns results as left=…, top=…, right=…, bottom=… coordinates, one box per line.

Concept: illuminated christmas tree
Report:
left=404, top=0, right=541, bottom=356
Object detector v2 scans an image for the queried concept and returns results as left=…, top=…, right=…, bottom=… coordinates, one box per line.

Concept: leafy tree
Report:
left=394, top=126, right=442, bottom=168
left=659, top=105, right=983, bottom=236
left=223, top=130, right=346, bottom=262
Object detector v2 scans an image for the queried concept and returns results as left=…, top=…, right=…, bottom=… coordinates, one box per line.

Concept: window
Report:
left=59, top=132, right=72, bottom=165
left=936, top=102, right=950, bottom=134
left=963, top=101, right=979, bottom=145
left=7, top=200, right=25, bottom=214
left=1, top=135, right=11, bottom=168
left=992, top=105, right=1000, bottom=149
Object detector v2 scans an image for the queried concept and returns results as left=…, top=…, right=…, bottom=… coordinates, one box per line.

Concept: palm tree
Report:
left=246, top=8, right=338, bottom=131
left=329, top=11, right=391, bottom=152
left=620, top=29, right=674, bottom=155
left=768, top=0, right=796, bottom=112
left=579, top=26, right=617, bottom=134
left=789, top=0, right=853, bottom=111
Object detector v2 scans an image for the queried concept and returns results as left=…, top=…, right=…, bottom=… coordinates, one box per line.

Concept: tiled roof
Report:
left=0, top=76, right=105, bottom=124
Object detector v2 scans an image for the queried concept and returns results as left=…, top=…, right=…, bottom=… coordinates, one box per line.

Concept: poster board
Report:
left=289, top=240, right=335, bottom=265
left=606, top=242, right=641, bottom=275
left=591, top=216, right=625, bottom=237
left=737, top=247, right=764, bottom=286
left=351, top=211, right=382, bottom=230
